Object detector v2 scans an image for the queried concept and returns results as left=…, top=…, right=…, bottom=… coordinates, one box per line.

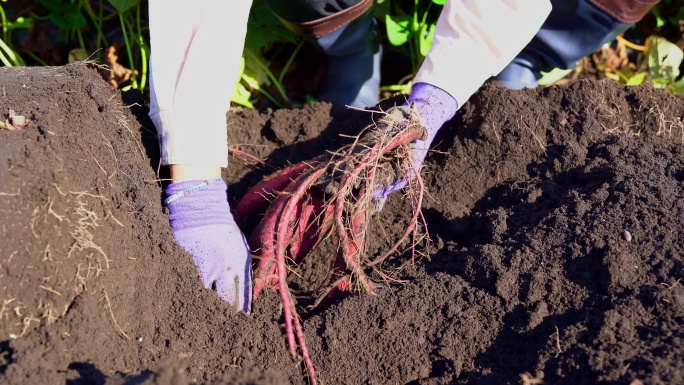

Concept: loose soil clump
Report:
left=0, top=64, right=682, bottom=385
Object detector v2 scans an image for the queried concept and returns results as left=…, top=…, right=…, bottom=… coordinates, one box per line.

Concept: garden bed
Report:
left=0, top=64, right=682, bottom=384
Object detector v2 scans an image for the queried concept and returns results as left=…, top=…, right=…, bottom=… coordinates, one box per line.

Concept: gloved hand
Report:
left=165, top=178, right=252, bottom=313
left=372, top=82, right=458, bottom=209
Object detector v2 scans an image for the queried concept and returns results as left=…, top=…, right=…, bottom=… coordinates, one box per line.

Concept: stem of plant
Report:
left=0, top=46, right=11, bottom=67
left=412, top=0, right=420, bottom=72
left=136, top=3, right=147, bottom=91
left=24, top=51, right=48, bottom=66
left=616, top=35, right=647, bottom=52
left=119, top=12, right=138, bottom=89
left=0, top=4, right=8, bottom=41
left=0, top=5, right=12, bottom=66
left=245, top=48, right=288, bottom=102
left=77, top=29, right=86, bottom=51
left=82, top=0, right=109, bottom=50
left=0, top=38, right=22, bottom=66
left=242, top=74, right=285, bottom=109
left=277, top=39, right=305, bottom=86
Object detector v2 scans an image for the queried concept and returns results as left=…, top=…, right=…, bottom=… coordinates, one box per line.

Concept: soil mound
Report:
left=0, top=64, right=682, bottom=385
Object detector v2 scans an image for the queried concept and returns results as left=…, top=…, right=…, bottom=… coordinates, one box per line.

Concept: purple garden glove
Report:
left=372, top=82, right=458, bottom=209
left=165, top=178, right=252, bottom=313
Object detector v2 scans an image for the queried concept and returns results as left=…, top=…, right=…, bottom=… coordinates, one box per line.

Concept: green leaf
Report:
left=670, top=77, right=684, bottom=94
left=418, top=22, right=435, bottom=57
left=373, top=0, right=391, bottom=21
left=668, top=8, right=684, bottom=26
left=108, top=0, right=140, bottom=14
left=245, top=23, right=295, bottom=49
left=51, top=12, right=86, bottom=30
left=432, top=0, right=446, bottom=4
left=0, top=37, right=24, bottom=66
left=537, top=67, right=573, bottom=86
left=250, top=0, right=282, bottom=25
left=385, top=14, right=412, bottom=46
left=244, top=0, right=296, bottom=49
left=604, top=72, right=620, bottom=82
left=5, top=17, right=33, bottom=30
left=241, top=72, right=261, bottom=90
left=650, top=6, right=666, bottom=28
left=648, top=35, right=684, bottom=85
left=243, top=50, right=271, bottom=87
left=231, top=57, right=253, bottom=108
left=39, top=0, right=86, bottom=30
left=231, top=82, right=254, bottom=108
left=625, top=71, right=646, bottom=86
left=39, top=0, right=73, bottom=12
left=380, top=80, right=413, bottom=95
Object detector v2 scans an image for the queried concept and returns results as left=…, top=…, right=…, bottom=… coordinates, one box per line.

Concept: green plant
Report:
left=376, top=0, right=443, bottom=95
left=650, top=0, right=684, bottom=29
left=587, top=0, right=684, bottom=93
left=3, top=1, right=681, bottom=104
left=0, top=0, right=29, bottom=66
left=107, top=0, right=146, bottom=90
left=587, top=34, right=684, bottom=94
left=0, top=1, right=148, bottom=91
left=380, top=0, right=441, bottom=72
left=647, top=35, right=684, bottom=93
left=38, top=0, right=87, bottom=50
left=231, top=0, right=302, bottom=108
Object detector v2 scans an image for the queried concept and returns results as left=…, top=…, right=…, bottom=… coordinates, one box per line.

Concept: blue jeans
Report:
left=495, top=0, right=633, bottom=89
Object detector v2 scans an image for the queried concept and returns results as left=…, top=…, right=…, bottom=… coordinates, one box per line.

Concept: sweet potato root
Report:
left=235, top=106, right=429, bottom=385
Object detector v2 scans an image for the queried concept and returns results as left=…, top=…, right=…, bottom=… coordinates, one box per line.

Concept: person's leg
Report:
left=496, top=0, right=659, bottom=89
left=266, top=0, right=381, bottom=108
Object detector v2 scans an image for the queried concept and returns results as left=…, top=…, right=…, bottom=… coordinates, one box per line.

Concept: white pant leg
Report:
left=148, top=0, right=252, bottom=167
left=414, top=0, right=552, bottom=104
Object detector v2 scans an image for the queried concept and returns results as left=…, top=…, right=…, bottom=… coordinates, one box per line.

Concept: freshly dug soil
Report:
left=0, top=64, right=682, bottom=385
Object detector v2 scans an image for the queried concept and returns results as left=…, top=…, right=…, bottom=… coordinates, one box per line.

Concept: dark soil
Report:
left=0, top=64, right=682, bottom=385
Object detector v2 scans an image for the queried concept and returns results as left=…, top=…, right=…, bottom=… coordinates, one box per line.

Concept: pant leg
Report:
left=148, top=0, right=251, bottom=167
left=496, top=0, right=658, bottom=89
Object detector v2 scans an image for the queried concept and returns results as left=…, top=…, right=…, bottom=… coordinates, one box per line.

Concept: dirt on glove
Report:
left=0, top=63, right=682, bottom=385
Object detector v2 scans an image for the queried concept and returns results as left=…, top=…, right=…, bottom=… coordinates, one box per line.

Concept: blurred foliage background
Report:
left=0, top=0, right=682, bottom=109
